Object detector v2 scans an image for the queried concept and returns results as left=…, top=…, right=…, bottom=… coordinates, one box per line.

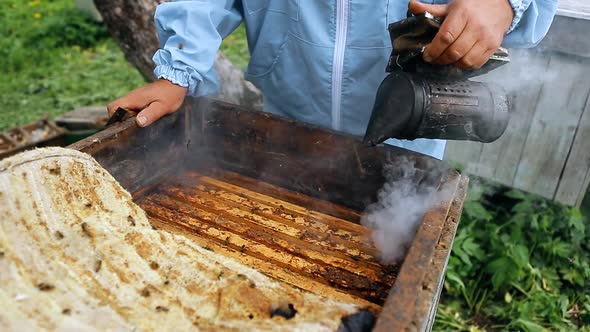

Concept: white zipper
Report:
left=331, top=0, right=349, bottom=131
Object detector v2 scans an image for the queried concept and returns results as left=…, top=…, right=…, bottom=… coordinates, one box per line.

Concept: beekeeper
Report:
left=107, top=0, right=558, bottom=159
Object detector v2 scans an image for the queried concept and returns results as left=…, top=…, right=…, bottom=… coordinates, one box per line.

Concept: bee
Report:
left=81, top=222, right=92, bottom=238
left=155, top=305, right=169, bottom=312
left=37, top=283, right=55, bottom=291
left=55, top=231, right=64, bottom=240
left=141, top=287, right=151, bottom=297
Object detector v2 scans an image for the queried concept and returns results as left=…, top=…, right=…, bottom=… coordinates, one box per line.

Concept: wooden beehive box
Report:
left=0, top=120, right=65, bottom=160
left=71, top=98, right=468, bottom=331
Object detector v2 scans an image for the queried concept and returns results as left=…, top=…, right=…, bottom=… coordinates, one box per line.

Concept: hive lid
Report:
left=0, top=147, right=369, bottom=331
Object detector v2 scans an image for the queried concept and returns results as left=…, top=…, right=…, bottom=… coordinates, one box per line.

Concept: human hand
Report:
left=408, top=0, right=514, bottom=69
left=107, top=79, right=188, bottom=127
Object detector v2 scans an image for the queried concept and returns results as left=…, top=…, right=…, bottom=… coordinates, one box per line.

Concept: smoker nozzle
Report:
left=364, top=73, right=420, bottom=146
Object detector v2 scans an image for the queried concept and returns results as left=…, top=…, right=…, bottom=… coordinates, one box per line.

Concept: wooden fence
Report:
left=444, top=5, right=590, bottom=207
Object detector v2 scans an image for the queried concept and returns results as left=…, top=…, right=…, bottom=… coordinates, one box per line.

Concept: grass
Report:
left=0, top=40, right=145, bottom=130
left=3, top=1, right=590, bottom=331
left=222, top=25, right=249, bottom=69
left=0, top=0, right=144, bottom=130
left=0, top=0, right=247, bottom=131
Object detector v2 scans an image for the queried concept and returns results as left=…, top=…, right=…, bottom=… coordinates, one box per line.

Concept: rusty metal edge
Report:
left=419, top=175, right=469, bottom=331
left=373, top=173, right=468, bottom=332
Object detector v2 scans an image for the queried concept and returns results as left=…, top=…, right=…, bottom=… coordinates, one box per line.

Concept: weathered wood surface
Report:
left=478, top=51, right=550, bottom=184
left=557, top=0, right=590, bottom=20
left=543, top=22, right=590, bottom=58
left=555, top=90, right=590, bottom=206
left=512, top=54, right=589, bottom=198
left=445, top=33, right=590, bottom=206
left=0, top=120, right=66, bottom=160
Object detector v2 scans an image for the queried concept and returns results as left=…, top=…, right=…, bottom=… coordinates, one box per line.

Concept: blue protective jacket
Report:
left=152, top=0, right=558, bottom=159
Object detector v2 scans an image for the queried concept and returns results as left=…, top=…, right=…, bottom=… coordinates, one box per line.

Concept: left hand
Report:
left=409, top=0, right=514, bottom=69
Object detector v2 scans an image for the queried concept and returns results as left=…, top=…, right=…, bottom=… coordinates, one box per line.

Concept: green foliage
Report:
left=0, top=0, right=144, bottom=131
left=436, top=181, right=590, bottom=331
left=221, top=25, right=250, bottom=69
left=28, top=8, right=109, bottom=49
left=2, top=0, right=107, bottom=70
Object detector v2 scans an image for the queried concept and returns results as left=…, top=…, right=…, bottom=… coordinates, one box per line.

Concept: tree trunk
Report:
left=92, top=0, right=262, bottom=110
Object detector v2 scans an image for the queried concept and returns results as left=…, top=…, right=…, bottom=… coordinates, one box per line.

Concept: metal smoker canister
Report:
left=364, top=71, right=510, bottom=146
left=363, top=12, right=511, bottom=146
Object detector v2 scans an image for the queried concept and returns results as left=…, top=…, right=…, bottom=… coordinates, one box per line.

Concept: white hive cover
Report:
left=0, top=147, right=359, bottom=331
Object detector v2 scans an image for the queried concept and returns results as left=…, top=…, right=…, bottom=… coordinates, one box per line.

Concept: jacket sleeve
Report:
left=152, top=0, right=243, bottom=96
left=502, top=0, right=559, bottom=48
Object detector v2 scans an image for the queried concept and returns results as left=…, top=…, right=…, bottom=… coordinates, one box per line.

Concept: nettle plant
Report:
left=29, top=8, right=109, bottom=49
left=436, top=180, right=590, bottom=331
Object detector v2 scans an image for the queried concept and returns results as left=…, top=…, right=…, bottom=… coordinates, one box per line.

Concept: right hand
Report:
left=408, top=0, right=513, bottom=69
left=107, top=79, right=188, bottom=127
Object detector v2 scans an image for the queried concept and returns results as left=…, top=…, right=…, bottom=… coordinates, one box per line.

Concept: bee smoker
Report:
left=363, top=13, right=511, bottom=146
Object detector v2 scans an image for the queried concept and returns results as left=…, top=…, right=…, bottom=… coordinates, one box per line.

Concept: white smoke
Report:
left=474, top=49, right=559, bottom=95
left=361, top=157, right=451, bottom=265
